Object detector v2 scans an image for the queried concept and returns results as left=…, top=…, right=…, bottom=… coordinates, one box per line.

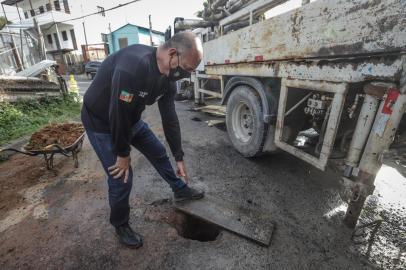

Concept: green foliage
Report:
left=0, top=16, right=7, bottom=30
left=195, top=1, right=208, bottom=18
left=0, top=94, right=81, bottom=145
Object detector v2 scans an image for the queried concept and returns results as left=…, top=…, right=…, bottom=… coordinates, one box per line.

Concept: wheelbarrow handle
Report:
left=43, top=144, right=71, bottom=156
left=0, top=148, right=38, bottom=156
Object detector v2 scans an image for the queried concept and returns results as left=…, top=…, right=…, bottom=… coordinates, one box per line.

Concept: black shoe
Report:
left=174, top=186, right=205, bottom=202
left=115, top=224, right=143, bottom=248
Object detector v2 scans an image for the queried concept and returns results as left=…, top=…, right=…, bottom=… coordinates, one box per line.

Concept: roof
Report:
left=16, top=60, right=57, bottom=77
left=110, top=23, right=164, bottom=36
left=1, top=0, right=24, bottom=6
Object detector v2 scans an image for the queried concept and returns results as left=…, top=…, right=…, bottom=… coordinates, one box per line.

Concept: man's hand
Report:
left=176, top=161, right=190, bottom=184
left=108, top=156, right=131, bottom=183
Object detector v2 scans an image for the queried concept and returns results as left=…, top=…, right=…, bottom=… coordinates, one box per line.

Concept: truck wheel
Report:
left=226, top=85, right=268, bottom=157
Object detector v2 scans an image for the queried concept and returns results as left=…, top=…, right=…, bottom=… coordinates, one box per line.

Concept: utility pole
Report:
left=15, top=1, right=26, bottom=69
left=49, top=5, right=67, bottom=74
left=109, top=22, right=114, bottom=53
left=82, top=21, right=88, bottom=61
left=33, top=17, right=46, bottom=60
left=1, top=3, right=22, bottom=71
left=54, top=23, right=68, bottom=74
left=82, top=21, right=88, bottom=47
left=148, top=14, right=153, bottom=46
left=80, top=4, right=88, bottom=61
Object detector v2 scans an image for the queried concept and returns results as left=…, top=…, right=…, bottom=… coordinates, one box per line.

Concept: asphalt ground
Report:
left=0, top=82, right=404, bottom=269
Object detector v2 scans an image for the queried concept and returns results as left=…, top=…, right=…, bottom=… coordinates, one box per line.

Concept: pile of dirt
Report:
left=25, top=123, right=84, bottom=150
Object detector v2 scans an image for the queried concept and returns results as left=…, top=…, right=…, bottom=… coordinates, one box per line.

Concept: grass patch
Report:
left=0, top=94, right=81, bottom=146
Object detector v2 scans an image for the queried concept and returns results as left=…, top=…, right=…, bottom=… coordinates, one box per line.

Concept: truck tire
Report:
left=226, top=85, right=268, bottom=157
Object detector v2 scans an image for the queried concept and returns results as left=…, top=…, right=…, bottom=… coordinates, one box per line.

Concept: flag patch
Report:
left=119, top=90, right=134, bottom=103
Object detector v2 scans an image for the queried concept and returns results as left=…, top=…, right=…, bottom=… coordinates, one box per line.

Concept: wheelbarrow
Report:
left=1, top=132, right=85, bottom=170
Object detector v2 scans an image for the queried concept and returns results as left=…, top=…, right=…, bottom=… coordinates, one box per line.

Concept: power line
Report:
left=58, top=0, right=142, bottom=23
left=42, top=0, right=142, bottom=31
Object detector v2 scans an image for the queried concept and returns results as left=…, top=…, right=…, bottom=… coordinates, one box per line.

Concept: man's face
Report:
left=167, top=48, right=201, bottom=74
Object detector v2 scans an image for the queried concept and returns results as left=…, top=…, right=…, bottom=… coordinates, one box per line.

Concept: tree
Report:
left=0, top=16, right=7, bottom=30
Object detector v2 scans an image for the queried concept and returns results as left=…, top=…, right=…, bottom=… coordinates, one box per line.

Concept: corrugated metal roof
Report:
left=16, top=60, right=57, bottom=77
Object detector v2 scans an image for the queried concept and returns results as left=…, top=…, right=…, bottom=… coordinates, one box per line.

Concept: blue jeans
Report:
left=85, top=120, right=186, bottom=227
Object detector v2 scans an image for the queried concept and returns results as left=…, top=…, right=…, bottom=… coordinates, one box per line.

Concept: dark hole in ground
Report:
left=213, top=122, right=226, bottom=131
left=169, top=210, right=221, bottom=242
left=191, top=117, right=202, bottom=122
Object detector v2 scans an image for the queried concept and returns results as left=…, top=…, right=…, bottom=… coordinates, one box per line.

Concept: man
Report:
left=81, top=31, right=204, bottom=248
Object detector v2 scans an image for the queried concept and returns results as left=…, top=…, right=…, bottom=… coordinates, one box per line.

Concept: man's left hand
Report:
left=176, top=161, right=190, bottom=184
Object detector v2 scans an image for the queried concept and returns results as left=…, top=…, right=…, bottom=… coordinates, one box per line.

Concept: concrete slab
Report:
left=174, top=194, right=274, bottom=246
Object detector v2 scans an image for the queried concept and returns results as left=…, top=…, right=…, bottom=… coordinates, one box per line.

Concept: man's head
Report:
left=157, top=31, right=203, bottom=81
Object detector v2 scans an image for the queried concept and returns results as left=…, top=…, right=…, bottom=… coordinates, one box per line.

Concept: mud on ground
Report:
left=0, top=101, right=404, bottom=270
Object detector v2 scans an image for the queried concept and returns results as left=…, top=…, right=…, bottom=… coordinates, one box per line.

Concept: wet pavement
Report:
left=0, top=100, right=404, bottom=269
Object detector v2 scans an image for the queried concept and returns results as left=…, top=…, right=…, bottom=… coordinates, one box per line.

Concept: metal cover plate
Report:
left=174, top=195, right=274, bottom=246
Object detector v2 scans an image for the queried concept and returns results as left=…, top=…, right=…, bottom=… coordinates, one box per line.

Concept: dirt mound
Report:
left=25, top=123, right=84, bottom=150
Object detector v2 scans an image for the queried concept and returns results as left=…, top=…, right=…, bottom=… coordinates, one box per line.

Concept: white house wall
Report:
left=16, top=0, right=51, bottom=18
left=42, top=23, right=75, bottom=51
left=8, top=0, right=110, bottom=53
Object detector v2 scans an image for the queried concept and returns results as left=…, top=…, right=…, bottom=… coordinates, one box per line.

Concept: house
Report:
left=107, top=23, right=165, bottom=54
left=1, top=0, right=110, bottom=74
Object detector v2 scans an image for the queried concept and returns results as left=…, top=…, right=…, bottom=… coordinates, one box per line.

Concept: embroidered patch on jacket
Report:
left=138, top=91, right=148, bottom=98
left=119, top=90, right=134, bottom=103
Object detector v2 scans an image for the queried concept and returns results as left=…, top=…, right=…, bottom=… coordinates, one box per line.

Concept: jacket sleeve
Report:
left=158, top=82, right=184, bottom=161
left=109, top=69, right=138, bottom=157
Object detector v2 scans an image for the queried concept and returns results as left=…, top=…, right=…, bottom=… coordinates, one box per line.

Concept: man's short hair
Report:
left=162, top=31, right=196, bottom=55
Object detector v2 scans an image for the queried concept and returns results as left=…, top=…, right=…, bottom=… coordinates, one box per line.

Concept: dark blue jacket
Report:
left=81, top=44, right=184, bottom=161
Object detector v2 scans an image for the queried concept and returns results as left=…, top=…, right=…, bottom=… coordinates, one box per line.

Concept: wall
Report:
left=107, top=25, right=165, bottom=53
left=137, top=28, right=164, bottom=46
left=42, top=23, right=75, bottom=51
left=17, top=0, right=70, bottom=18
left=11, top=0, right=110, bottom=52
left=108, top=24, right=139, bottom=53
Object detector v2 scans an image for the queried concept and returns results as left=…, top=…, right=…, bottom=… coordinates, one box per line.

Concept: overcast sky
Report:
left=106, top=0, right=206, bottom=32
left=107, top=0, right=314, bottom=32
left=107, top=0, right=311, bottom=32
left=2, top=0, right=311, bottom=32
left=1, top=0, right=205, bottom=31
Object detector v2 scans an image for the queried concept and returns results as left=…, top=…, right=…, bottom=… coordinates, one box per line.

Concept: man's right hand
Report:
left=108, top=155, right=131, bottom=183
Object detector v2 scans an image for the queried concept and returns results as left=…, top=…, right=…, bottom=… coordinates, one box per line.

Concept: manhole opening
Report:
left=170, top=210, right=221, bottom=242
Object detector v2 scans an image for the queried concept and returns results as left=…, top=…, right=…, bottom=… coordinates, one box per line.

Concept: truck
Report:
left=170, top=0, right=406, bottom=228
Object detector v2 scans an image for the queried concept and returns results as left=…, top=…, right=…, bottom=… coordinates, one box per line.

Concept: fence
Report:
left=0, top=29, right=40, bottom=75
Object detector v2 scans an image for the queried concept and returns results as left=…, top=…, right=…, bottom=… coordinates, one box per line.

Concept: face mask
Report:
left=167, top=53, right=190, bottom=81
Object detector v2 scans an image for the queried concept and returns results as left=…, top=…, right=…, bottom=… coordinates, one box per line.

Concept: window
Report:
left=101, top=33, right=107, bottom=42
left=61, top=31, right=68, bottom=41
left=39, top=6, right=44, bottom=14
left=24, top=11, right=28, bottom=19
left=70, top=29, right=77, bottom=50
left=47, top=34, right=53, bottom=44
left=46, top=3, right=51, bottom=11
left=63, top=0, right=70, bottom=14
left=118, top=38, right=128, bottom=49
left=30, top=9, right=35, bottom=16
left=54, top=1, right=61, bottom=11
left=53, top=33, right=61, bottom=49
left=97, top=6, right=105, bottom=17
